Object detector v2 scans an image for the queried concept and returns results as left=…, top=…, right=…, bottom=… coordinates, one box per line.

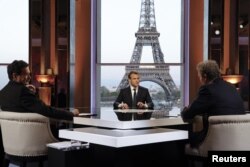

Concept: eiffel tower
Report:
left=117, top=0, right=178, bottom=100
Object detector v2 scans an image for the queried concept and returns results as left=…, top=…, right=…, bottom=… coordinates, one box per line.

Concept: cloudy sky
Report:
left=0, top=0, right=182, bottom=90
left=0, top=0, right=29, bottom=63
left=0, top=0, right=28, bottom=89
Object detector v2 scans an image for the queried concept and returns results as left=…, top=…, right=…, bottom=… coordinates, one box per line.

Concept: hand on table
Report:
left=26, top=84, right=36, bottom=93
left=137, top=102, right=146, bottom=109
left=120, top=103, right=129, bottom=109
left=72, top=109, right=80, bottom=116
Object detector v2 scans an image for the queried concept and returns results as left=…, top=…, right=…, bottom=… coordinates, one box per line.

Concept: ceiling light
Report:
left=215, top=30, right=220, bottom=35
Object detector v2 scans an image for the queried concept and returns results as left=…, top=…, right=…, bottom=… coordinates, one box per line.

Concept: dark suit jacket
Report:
left=113, top=86, right=154, bottom=110
left=181, top=78, right=245, bottom=147
left=0, top=81, right=73, bottom=120
left=113, top=86, right=154, bottom=121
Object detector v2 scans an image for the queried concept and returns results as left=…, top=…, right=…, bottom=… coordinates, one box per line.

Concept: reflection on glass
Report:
left=71, top=107, right=181, bottom=122
left=238, top=0, right=249, bottom=110
left=100, top=65, right=181, bottom=115
left=209, top=0, right=223, bottom=66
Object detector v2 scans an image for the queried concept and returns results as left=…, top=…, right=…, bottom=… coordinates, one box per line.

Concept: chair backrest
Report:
left=0, top=111, right=58, bottom=157
left=197, top=114, right=250, bottom=157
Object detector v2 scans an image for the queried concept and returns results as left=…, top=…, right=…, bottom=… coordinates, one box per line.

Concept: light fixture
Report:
left=239, top=18, right=248, bottom=29
left=35, top=74, right=55, bottom=86
left=222, top=67, right=243, bottom=90
left=221, top=75, right=243, bottom=85
left=215, top=29, right=220, bottom=35
left=35, top=74, right=55, bottom=106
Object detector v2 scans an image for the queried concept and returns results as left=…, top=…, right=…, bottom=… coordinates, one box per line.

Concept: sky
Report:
left=100, top=0, right=182, bottom=89
left=0, top=0, right=182, bottom=90
left=0, top=0, right=29, bottom=89
left=0, top=0, right=29, bottom=63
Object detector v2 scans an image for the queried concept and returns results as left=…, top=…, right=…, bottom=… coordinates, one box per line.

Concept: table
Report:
left=58, top=127, right=188, bottom=167
left=56, top=109, right=189, bottom=166
left=59, top=127, right=188, bottom=148
left=74, top=109, right=186, bottom=129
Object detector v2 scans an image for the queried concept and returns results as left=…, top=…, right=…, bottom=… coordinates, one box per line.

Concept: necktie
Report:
left=132, top=88, right=137, bottom=109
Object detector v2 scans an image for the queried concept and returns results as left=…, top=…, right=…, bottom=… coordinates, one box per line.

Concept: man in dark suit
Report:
left=0, top=60, right=79, bottom=120
left=181, top=60, right=245, bottom=148
left=113, top=71, right=154, bottom=120
left=0, top=60, right=80, bottom=162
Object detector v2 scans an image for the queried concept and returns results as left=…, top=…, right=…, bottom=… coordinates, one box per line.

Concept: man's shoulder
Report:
left=198, top=85, right=210, bottom=93
left=138, top=86, right=148, bottom=91
left=204, top=78, right=227, bottom=91
left=3, top=81, right=24, bottom=87
left=1, top=81, right=26, bottom=96
left=1, top=82, right=11, bottom=92
left=8, top=81, right=25, bottom=90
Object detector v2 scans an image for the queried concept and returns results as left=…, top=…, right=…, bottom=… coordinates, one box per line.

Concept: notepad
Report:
left=47, top=141, right=89, bottom=150
left=79, top=113, right=97, bottom=117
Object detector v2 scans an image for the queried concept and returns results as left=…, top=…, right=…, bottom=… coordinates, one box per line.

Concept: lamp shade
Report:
left=222, top=75, right=243, bottom=84
left=35, top=75, right=55, bottom=84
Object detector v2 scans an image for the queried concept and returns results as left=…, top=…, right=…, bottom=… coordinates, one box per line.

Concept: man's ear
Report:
left=202, top=74, right=207, bottom=80
left=203, top=74, right=209, bottom=83
left=12, top=73, right=18, bottom=80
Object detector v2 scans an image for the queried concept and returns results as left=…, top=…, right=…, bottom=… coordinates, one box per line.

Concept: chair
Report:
left=0, top=111, right=59, bottom=167
left=185, top=114, right=250, bottom=166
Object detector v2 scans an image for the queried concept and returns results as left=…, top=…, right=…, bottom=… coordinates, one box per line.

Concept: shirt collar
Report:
left=130, top=86, right=138, bottom=92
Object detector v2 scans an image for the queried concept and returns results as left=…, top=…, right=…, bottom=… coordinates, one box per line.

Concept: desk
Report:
left=59, top=127, right=188, bottom=167
left=56, top=109, right=189, bottom=166
left=59, top=127, right=188, bottom=148
left=74, top=109, right=186, bottom=129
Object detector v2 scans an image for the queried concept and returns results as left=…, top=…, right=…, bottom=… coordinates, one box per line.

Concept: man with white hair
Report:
left=181, top=60, right=245, bottom=148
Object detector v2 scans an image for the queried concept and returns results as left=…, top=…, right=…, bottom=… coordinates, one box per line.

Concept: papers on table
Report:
left=47, top=141, right=89, bottom=151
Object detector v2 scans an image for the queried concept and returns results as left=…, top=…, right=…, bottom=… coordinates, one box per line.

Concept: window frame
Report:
left=91, top=0, right=190, bottom=112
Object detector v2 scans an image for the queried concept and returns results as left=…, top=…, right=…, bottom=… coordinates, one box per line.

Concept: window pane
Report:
left=100, top=0, right=182, bottom=63
left=0, top=0, right=29, bottom=63
left=0, top=66, right=9, bottom=90
left=98, top=0, right=183, bottom=116
left=100, top=65, right=181, bottom=115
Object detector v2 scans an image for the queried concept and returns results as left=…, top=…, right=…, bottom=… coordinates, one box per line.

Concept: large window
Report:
left=0, top=0, right=29, bottom=89
left=97, top=0, right=183, bottom=115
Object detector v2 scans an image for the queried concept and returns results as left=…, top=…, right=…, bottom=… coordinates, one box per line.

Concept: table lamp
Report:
left=35, top=74, right=55, bottom=105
